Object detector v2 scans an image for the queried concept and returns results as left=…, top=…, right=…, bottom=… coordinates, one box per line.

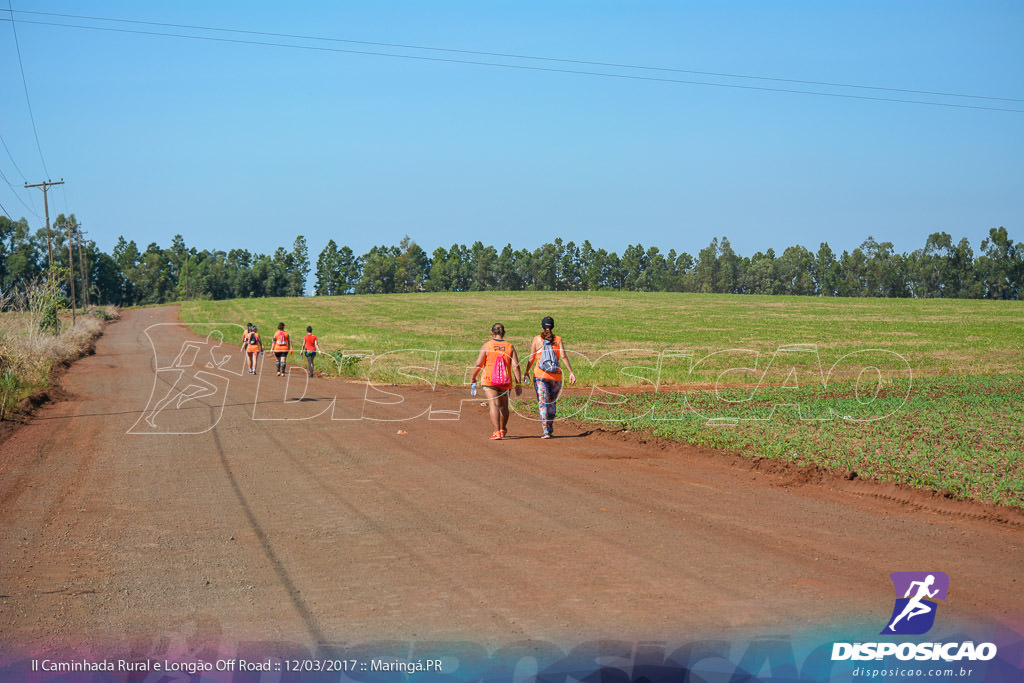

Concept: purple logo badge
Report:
left=881, top=572, right=949, bottom=635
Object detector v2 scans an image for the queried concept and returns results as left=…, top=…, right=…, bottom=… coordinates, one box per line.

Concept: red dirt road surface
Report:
left=1, top=306, right=1021, bottom=654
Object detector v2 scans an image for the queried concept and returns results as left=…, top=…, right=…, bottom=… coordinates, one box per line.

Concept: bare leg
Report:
left=498, top=393, right=510, bottom=432
left=482, top=387, right=502, bottom=433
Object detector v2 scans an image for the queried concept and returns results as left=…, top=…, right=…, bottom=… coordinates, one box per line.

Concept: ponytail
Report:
left=540, top=328, right=554, bottom=342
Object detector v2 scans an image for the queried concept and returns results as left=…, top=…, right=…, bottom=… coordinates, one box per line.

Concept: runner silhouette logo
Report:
left=881, top=571, right=949, bottom=635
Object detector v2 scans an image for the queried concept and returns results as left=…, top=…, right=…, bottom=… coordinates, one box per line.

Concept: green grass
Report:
left=180, top=293, right=1024, bottom=507
left=548, top=375, right=1023, bottom=507
left=181, top=292, right=1023, bottom=383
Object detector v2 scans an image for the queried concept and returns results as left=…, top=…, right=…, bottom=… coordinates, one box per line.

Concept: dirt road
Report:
left=1, top=306, right=1021, bottom=656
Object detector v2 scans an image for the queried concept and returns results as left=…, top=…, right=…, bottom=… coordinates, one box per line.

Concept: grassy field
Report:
left=553, top=375, right=1022, bottom=506
left=181, top=292, right=1023, bottom=380
left=180, top=293, right=1024, bottom=506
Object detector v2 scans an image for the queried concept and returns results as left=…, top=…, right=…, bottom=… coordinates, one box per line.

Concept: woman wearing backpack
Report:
left=470, top=323, right=523, bottom=440
left=241, top=324, right=263, bottom=375
left=524, top=316, right=576, bottom=438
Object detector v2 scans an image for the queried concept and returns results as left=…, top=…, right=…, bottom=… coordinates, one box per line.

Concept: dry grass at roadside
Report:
left=0, top=301, right=119, bottom=419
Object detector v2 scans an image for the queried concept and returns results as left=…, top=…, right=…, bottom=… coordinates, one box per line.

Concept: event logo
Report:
left=129, top=325, right=241, bottom=435
left=833, top=571, right=997, bottom=664
left=881, top=572, right=949, bottom=636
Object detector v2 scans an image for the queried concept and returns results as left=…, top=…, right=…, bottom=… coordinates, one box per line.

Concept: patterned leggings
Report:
left=533, top=378, right=563, bottom=435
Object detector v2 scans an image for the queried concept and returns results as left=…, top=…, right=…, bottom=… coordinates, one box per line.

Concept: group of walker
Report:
left=241, top=322, right=323, bottom=378
left=471, top=316, right=576, bottom=440
left=239, top=315, right=574, bottom=439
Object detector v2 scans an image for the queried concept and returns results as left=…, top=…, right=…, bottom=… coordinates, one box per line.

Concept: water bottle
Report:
left=470, top=382, right=477, bottom=396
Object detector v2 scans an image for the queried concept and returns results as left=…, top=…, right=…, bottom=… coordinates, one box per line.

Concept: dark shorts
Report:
left=275, top=352, right=288, bottom=361
left=303, top=351, right=317, bottom=359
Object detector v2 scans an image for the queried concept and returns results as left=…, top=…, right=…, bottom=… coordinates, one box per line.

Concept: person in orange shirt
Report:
left=470, top=323, right=523, bottom=440
left=271, top=322, right=292, bottom=376
left=524, top=316, right=576, bottom=438
left=301, top=325, right=323, bottom=378
left=240, top=324, right=263, bottom=375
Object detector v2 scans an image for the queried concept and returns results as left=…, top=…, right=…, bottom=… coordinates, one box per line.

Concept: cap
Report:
left=541, top=316, right=555, bottom=329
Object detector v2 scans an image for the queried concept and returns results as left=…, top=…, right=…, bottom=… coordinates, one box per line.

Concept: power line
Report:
left=6, top=2, right=50, bottom=178
left=0, top=129, right=43, bottom=217
left=0, top=130, right=31, bottom=181
left=0, top=166, right=42, bottom=219
left=5, top=7, right=1022, bottom=104
left=0, top=200, right=12, bottom=220
left=1, top=16, right=1022, bottom=113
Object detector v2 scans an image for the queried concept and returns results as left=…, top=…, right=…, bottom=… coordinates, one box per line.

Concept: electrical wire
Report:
left=0, top=131, right=30, bottom=182
left=0, top=16, right=1021, bottom=113
left=0, top=131, right=41, bottom=217
left=6, top=2, right=50, bottom=178
left=5, top=6, right=1022, bottom=104
left=0, top=166, right=42, bottom=219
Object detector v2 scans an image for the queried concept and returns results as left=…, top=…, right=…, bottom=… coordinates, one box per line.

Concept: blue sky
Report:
left=1, top=1, right=1022, bottom=268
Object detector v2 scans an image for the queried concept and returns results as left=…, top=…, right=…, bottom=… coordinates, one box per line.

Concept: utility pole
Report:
left=24, top=179, right=64, bottom=271
left=74, top=220, right=90, bottom=310
left=66, top=215, right=77, bottom=327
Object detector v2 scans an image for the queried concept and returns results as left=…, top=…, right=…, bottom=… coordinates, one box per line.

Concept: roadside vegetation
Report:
left=556, top=376, right=1023, bottom=507
left=0, top=278, right=118, bottom=420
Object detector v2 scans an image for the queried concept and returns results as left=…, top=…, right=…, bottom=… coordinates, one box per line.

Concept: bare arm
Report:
left=510, top=346, right=523, bottom=385
left=510, top=345, right=524, bottom=395
left=559, top=340, right=576, bottom=384
left=523, top=336, right=539, bottom=376
left=470, top=343, right=488, bottom=383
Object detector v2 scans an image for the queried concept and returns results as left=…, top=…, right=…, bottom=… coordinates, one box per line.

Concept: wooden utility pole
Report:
left=74, top=221, right=90, bottom=309
left=66, top=216, right=77, bottom=326
left=24, top=179, right=64, bottom=271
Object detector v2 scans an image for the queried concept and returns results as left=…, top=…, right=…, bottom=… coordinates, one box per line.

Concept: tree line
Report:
left=1, top=214, right=1021, bottom=304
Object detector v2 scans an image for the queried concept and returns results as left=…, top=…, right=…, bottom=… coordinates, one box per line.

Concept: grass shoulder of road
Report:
left=180, top=293, right=1024, bottom=508
left=547, top=375, right=1023, bottom=507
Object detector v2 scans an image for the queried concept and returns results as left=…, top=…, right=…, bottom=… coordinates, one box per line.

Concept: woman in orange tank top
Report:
left=241, top=324, right=263, bottom=375
left=271, top=322, right=291, bottom=376
left=471, top=323, right=523, bottom=440
left=524, top=316, right=576, bottom=438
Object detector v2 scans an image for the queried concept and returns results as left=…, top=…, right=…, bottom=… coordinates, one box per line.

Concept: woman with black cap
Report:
left=524, top=316, right=576, bottom=438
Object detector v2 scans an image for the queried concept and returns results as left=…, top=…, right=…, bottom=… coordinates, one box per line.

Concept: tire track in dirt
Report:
left=208, top=424, right=328, bottom=649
